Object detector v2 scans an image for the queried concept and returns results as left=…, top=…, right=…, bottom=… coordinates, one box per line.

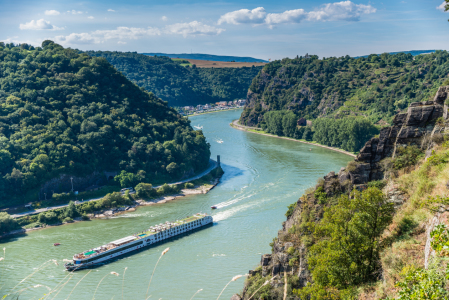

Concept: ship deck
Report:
left=74, top=213, right=206, bottom=260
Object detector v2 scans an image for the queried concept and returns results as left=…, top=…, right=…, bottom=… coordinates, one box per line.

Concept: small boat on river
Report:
left=64, top=213, right=213, bottom=271
left=211, top=205, right=217, bottom=209
left=54, top=243, right=60, bottom=246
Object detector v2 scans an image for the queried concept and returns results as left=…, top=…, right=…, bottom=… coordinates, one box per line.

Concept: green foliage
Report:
left=156, top=183, right=179, bottom=196
left=85, top=51, right=262, bottom=106
left=367, top=179, right=387, bottom=190
left=314, top=186, right=328, bottom=205
left=184, top=182, right=194, bottom=189
left=64, top=201, right=79, bottom=219
left=430, top=224, right=449, bottom=256
left=135, top=182, right=156, bottom=199
left=0, top=212, right=19, bottom=234
left=286, top=202, right=297, bottom=218
left=427, top=150, right=449, bottom=167
left=387, top=265, right=449, bottom=300
left=312, top=117, right=379, bottom=152
left=242, top=51, right=449, bottom=130
left=392, top=146, right=424, bottom=169
left=0, top=41, right=211, bottom=207
left=63, top=217, right=73, bottom=223
left=304, top=187, right=394, bottom=295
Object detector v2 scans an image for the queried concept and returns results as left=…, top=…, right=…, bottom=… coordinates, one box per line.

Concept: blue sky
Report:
left=1, top=0, right=448, bottom=60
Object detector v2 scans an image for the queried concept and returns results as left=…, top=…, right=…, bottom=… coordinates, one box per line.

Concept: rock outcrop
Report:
left=351, top=86, right=449, bottom=185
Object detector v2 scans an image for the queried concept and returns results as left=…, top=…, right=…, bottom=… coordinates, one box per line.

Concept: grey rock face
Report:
left=354, top=89, right=448, bottom=185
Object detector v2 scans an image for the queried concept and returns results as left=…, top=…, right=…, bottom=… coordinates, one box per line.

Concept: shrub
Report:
left=314, top=186, right=327, bottom=205
left=0, top=212, right=19, bottom=234
left=184, top=182, right=194, bottom=189
left=81, top=214, right=90, bottom=221
left=392, top=145, right=423, bottom=170
left=64, top=201, right=79, bottom=219
left=135, top=182, right=155, bottom=198
left=368, top=180, right=387, bottom=190
left=285, top=203, right=297, bottom=218
left=63, top=217, right=73, bottom=223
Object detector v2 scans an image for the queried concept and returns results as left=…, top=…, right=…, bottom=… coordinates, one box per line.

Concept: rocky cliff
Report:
left=234, top=87, right=449, bottom=300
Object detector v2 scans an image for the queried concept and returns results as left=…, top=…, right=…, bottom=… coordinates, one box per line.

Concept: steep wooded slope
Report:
left=86, top=51, right=262, bottom=106
left=0, top=41, right=210, bottom=206
left=240, top=52, right=449, bottom=128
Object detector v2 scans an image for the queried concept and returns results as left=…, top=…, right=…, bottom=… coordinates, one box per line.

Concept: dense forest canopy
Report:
left=0, top=41, right=210, bottom=206
left=241, top=51, right=449, bottom=127
left=86, top=51, right=262, bottom=106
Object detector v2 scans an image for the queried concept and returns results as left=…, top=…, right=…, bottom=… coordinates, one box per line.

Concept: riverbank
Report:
left=1, top=164, right=222, bottom=239
left=2, top=178, right=221, bottom=239
left=230, top=120, right=356, bottom=158
left=186, top=107, right=242, bottom=117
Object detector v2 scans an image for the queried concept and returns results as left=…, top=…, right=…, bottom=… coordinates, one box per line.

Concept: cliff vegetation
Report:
left=235, top=87, right=449, bottom=299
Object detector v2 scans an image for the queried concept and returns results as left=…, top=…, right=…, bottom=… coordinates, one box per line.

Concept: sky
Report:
left=1, top=0, right=449, bottom=60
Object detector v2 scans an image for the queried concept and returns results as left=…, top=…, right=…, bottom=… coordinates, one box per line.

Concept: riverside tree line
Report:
left=261, top=110, right=378, bottom=153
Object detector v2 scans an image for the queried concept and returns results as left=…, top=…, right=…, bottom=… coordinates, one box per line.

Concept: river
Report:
left=0, top=109, right=352, bottom=299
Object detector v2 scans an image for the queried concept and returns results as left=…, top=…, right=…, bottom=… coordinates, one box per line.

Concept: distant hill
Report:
left=142, top=53, right=268, bottom=63
left=354, top=50, right=436, bottom=59
left=86, top=51, right=262, bottom=106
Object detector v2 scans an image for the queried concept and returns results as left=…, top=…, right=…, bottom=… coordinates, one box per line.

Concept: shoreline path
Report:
left=10, top=159, right=218, bottom=219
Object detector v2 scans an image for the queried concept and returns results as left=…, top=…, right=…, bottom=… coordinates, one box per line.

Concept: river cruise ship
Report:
left=64, top=213, right=213, bottom=271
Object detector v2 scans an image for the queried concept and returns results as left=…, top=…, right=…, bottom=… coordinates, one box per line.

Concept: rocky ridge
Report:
left=234, top=87, right=449, bottom=299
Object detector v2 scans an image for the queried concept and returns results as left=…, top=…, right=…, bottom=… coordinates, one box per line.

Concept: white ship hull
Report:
left=65, top=214, right=213, bottom=271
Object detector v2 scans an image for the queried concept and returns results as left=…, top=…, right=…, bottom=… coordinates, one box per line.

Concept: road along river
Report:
left=0, top=109, right=352, bottom=299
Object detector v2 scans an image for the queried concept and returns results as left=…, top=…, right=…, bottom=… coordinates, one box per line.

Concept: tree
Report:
left=302, top=127, right=313, bottom=141
left=64, top=201, right=79, bottom=219
left=0, top=212, right=19, bottom=234
left=303, top=187, right=394, bottom=295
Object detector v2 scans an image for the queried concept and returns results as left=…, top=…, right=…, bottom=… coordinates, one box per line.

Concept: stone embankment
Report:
left=233, top=86, right=449, bottom=300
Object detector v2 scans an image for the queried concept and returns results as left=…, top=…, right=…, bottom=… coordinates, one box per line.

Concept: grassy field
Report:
left=173, top=58, right=266, bottom=68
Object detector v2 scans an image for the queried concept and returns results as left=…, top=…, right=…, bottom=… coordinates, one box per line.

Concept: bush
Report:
left=285, top=203, right=297, bottom=218
left=63, top=217, right=73, bottom=223
left=392, top=145, right=423, bottom=170
left=64, top=201, right=79, bottom=219
left=314, top=186, right=327, bottom=205
left=135, top=183, right=157, bottom=199
left=184, top=182, right=195, bottom=189
left=81, top=214, right=90, bottom=221
left=0, top=212, right=19, bottom=234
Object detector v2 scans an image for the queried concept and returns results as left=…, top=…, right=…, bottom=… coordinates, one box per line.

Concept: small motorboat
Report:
left=54, top=243, right=61, bottom=246
left=211, top=205, right=217, bottom=209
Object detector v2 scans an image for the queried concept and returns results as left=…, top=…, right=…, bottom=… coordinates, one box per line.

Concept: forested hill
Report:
left=239, top=51, right=449, bottom=152
left=86, top=51, right=263, bottom=106
left=0, top=41, right=210, bottom=206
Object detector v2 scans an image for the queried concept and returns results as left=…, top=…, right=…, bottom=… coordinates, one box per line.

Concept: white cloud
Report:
left=165, top=21, right=225, bottom=37
left=67, top=10, right=83, bottom=15
left=19, top=19, right=64, bottom=30
left=307, top=1, right=376, bottom=22
left=107, top=9, right=115, bottom=12
left=161, top=16, right=168, bottom=21
left=45, top=10, right=60, bottom=16
left=219, top=1, right=376, bottom=27
left=55, top=26, right=161, bottom=45
left=118, top=41, right=127, bottom=44
left=437, top=2, right=447, bottom=12
left=218, top=7, right=266, bottom=25
left=265, top=9, right=307, bottom=26
left=88, top=16, right=94, bottom=19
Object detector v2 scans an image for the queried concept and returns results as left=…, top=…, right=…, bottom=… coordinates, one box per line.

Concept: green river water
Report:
left=0, top=109, right=352, bottom=299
